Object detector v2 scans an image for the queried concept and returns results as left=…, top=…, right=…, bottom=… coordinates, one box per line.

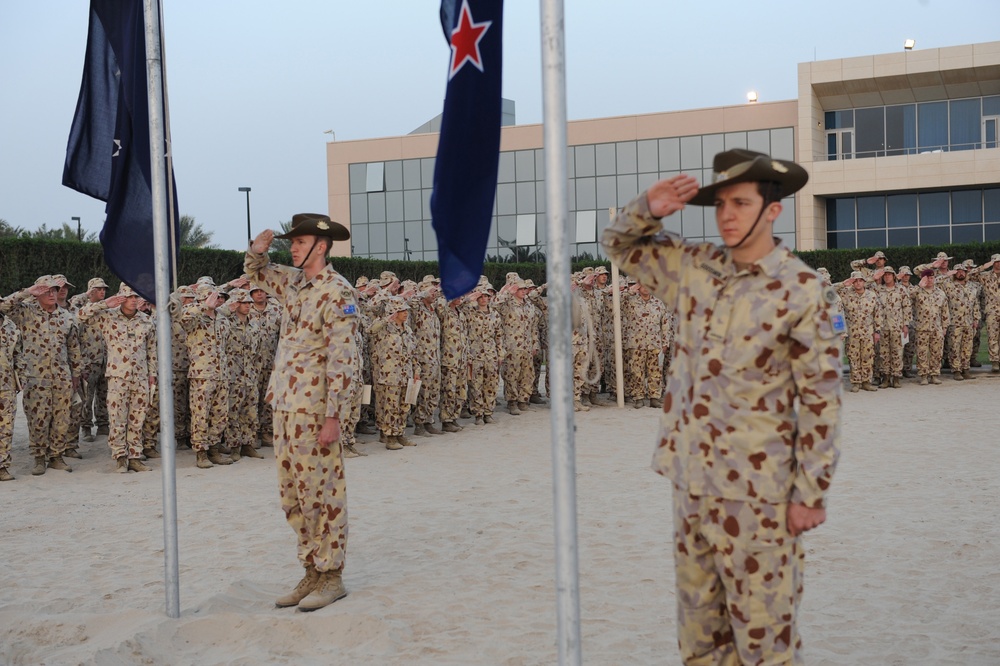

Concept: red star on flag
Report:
left=448, top=0, right=492, bottom=80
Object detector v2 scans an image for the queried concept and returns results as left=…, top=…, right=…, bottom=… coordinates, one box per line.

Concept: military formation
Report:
left=829, top=250, right=996, bottom=390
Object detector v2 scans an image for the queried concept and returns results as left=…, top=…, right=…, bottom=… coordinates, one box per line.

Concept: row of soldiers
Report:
left=827, top=250, right=998, bottom=391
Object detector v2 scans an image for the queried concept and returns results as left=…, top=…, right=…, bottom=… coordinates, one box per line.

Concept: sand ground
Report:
left=1, top=372, right=998, bottom=665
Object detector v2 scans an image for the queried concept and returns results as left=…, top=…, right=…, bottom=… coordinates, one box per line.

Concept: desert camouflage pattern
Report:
left=910, top=286, right=950, bottom=377
left=494, top=292, right=535, bottom=404
left=622, top=292, right=671, bottom=400
left=249, top=299, right=282, bottom=442
left=246, top=250, right=358, bottom=574
left=527, top=290, right=549, bottom=398
left=875, top=284, right=909, bottom=378
left=439, top=301, right=468, bottom=422
left=970, top=268, right=1000, bottom=363
left=580, top=286, right=604, bottom=394
left=836, top=285, right=881, bottom=385
left=409, top=297, right=442, bottom=426
left=225, top=312, right=261, bottom=451
left=181, top=301, right=230, bottom=452
left=167, top=291, right=191, bottom=439
left=0, top=316, right=21, bottom=470
left=68, top=292, right=108, bottom=435
left=942, top=279, right=980, bottom=373
left=369, top=318, right=415, bottom=436
left=466, top=303, right=503, bottom=418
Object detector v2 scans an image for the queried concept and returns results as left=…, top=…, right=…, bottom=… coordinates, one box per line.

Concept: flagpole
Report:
left=143, top=0, right=180, bottom=619
left=540, top=0, right=582, bottom=663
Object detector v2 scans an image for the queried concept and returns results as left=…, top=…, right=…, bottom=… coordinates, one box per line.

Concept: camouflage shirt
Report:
left=77, top=303, right=157, bottom=383
left=0, top=290, right=82, bottom=386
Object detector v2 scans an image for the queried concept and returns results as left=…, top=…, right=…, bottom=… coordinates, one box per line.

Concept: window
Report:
left=827, top=199, right=856, bottom=232
left=885, top=105, right=917, bottom=156
left=855, top=107, right=885, bottom=158
left=516, top=214, right=536, bottom=246
left=365, top=163, right=384, bottom=192
left=857, top=196, right=886, bottom=229
left=575, top=210, right=597, bottom=243
left=949, top=98, right=981, bottom=152
left=918, top=192, right=949, bottom=226
left=887, top=194, right=917, bottom=228
left=918, top=102, right=948, bottom=153
left=952, top=190, right=982, bottom=224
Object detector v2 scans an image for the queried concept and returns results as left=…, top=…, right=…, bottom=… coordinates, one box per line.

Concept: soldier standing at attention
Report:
left=836, top=271, right=882, bottom=392
left=247, top=214, right=358, bottom=611
left=874, top=267, right=909, bottom=388
left=603, top=149, right=843, bottom=666
left=0, top=310, right=21, bottom=481
left=222, top=288, right=264, bottom=460
left=369, top=297, right=417, bottom=450
left=494, top=278, right=536, bottom=415
left=248, top=282, right=281, bottom=447
left=969, top=254, right=1000, bottom=372
left=911, top=270, right=951, bottom=385
left=466, top=288, right=503, bottom=425
left=69, top=277, right=110, bottom=445
left=897, top=267, right=918, bottom=377
left=943, top=264, right=980, bottom=381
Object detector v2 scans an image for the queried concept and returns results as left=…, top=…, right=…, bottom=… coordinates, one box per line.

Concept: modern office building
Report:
left=326, top=40, right=1000, bottom=260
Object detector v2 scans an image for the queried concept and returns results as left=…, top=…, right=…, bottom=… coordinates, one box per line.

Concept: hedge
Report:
left=3, top=237, right=999, bottom=299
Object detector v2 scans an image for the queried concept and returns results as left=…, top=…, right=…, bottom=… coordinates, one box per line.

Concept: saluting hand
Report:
left=105, top=295, right=126, bottom=309
left=251, top=229, right=274, bottom=255
left=645, top=174, right=700, bottom=218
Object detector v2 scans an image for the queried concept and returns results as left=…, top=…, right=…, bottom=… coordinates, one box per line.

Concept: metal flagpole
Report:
left=609, top=211, right=625, bottom=409
left=142, top=0, right=180, bottom=619
left=540, top=0, right=581, bottom=663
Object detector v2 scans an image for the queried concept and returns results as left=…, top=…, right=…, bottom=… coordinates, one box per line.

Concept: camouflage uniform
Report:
left=439, top=299, right=469, bottom=424
left=603, top=190, right=842, bottom=666
left=223, top=295, right=261, bottom=453
left=77, top=299, right=157, bottom=461
left=622, top=290, right=671, bottom=403
left=527, top=289, right=548, bottom=400
left=970, top=263, right=1000, bottom=368
left=0, top=315, right=21, bottom=477
left=248, top=297, right=281, bottom=444
left=369, top=308, right=415, bottom=437
left=942, top=278, right=980, bottom=376
left=874, top=282, right=909, bottom=381
left=580, top=282, right=604, bottom=397
left=0, top=285, right=82, bottom=464
left=181, top=296, right=230, bottom=453
left=494, top=288, right=536, bottom=409
left=245, top=248, right=358, bottom=576
left=69, top=290, right=109, bottom=438
left=409, top=296, right=442, bottom=428
left=571, top=289, right=591, bottom=407
left=167, top=288, right=193, bottom=444
left=836, top=283, right=882, bottom=387
left=466, top=298, right=503, bottom=419
left=910, top=285, right=950, bottom=380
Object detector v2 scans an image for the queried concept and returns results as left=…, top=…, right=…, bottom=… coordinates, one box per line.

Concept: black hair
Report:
left=756, top=181, right=783, bottom=205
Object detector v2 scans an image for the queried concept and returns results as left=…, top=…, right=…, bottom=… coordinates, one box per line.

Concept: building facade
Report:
left=327, top=40, right=1000, bottom=260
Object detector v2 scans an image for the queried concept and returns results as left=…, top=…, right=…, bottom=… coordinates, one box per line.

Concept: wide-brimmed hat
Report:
left=934, top=251, right=953, bottom=261
left=195, top=284, right=215, bottom=300
left=844, top=271, right=865, bottom=285
left=228, top=288, right=253, bottom=303
left=118, top=283, right=137, bottom=298
left=275, top=213, right=350, bottom=241
left=898, top=266, right=913, bottom=276
left=87, top=277, right=109, bottom=290
left=981, top=253, right=1000, bottom=270
left=176, top=285, right=197, bottom=299
left=52, top=274, right=74, bottom=288
left=34, top=275, right=62, bottom=289
left=690, top=149, right=808, bottom=206
left=384, top=297, right=409, bottom=316
left=594, top=266, right=610, bottom=275
left=881, top=266, right=897, bottom=275
left=378, top=271, right=397, bottom=287
left=355, top=276, right=369, bottom=288
left=421, top=274, right=440, bottom=284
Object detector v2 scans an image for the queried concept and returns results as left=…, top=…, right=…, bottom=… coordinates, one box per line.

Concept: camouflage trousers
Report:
left=948, top=325, right=975, bottom=373
left=502, top=352, right=534, bottom=404
left=672, top=486, right=804, bottom=666
left=375, top=382, right=407, bottom=436
left=662, top=346, right=674, bottom=394
left=342, top=377, right=363, bottom=446
left=257, top=374, right=273, bottom=444
left=845, top=331, right=875, bottom=384
left=532, top=351, right=544, bottom=397
left=226, top=381, right=258, bottom=449
left=22, top=380, right=72, bottom=459
left=81, top=366, right=109, bottom=429
left=902, top=324, right=916, bottom=371
left=877, top=327, right=904, bottom=377
left=439, top=364, right=467, bottom=423
left=470, top=360, right=499, bottom=417
left=274, top=410, right=347, bottom=574
left=414, top=361, right=441, bottom=425
left=107, top=378, right=150, bottom=459
left=144, top=381, right=159, bottom=449
left=0, top=389, right=14, bottom=470
left=586, top=339, right=604, bottom=395
left=624, top=349, right=662, bottom=400
left=988, top=313, right=1000, bottom=363
left=603, top=336, right=615, bottom=394
left=188, top=378, right=228, bottom=452
left=172, top=369, right=190, bottom=439
left=573, top=346, right=587, bottom=400
left=915, top=328, right=944, bottom=377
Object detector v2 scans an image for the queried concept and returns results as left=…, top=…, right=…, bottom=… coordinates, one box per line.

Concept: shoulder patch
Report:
left=831, top=313, right=846, bottom=334
left=822, top=286, right=838, bottom=304
left=343, top=303, right=357, bottom=316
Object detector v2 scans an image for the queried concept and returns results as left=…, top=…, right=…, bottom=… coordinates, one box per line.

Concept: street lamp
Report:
left=71, top=216, right=81, bottom=241
left=238, top=187, right=251, bottom=242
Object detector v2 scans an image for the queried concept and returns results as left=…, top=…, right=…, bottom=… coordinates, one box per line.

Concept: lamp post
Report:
left=238, top=187, right=252, bottom=242
left=71, top=216, right=81, bottom=241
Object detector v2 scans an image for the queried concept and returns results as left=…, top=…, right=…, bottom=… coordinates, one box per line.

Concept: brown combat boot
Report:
left=385, top=436, right=403, bottom=451
left=919, top=376, right=929, bottom=386
left=356, top=423, right=377, bottom=435
left=474, top=416, right=485, bottom=425
left=32, top=456, right=46, bottom=476
left=460, top=406, right=474, bottom=419
left=930, top=375, right=942, bottom=385
left=240, top=444, right=264, bottom=459
left=297, top=569, right=348, bottom=611
left=207, top=446, right=233, bottom=465
left=442, top=421, right=462, bottom=433
left=397, top=434, right=416, bottom=447
left=0, top=467, right=14, bottom=481
left=230, top=447, right=241, bottom=462
left=128, top=459, right=152, bottom=472
left=82, top=427, right=95, bottom=442
left=483, top=414, right=495, bottom=424
left=589, top=392, right=610, bottom=406
left=861, top=381, right=878, bottom=391
left=343, top=442, right=366, bottom=458
left=424, top=422, right=443, bottom=435
left=649, top=397, right=663, bottom=408
left=962, top=370, right=974, bottom=380
left=517, top=401, right=532, bottom=412
left=195, top=450, right=214, bottom=469
left=574, top=399, right=590, bottom=412
left=47, top=455, right=73, bottom=472
left=413, top=422, right=428, bottom=437
left=63, top=448, right=82, bottom=459
left=529, top=394, right=546, bottom=405
left=115, top=457, right=128, bottom=474
left=143, top=446, right=161, bottom=459
left=953, top=371, right=964, bottom=381
left=275, top=564, right=320, bottom=608
left=508, top=402, right=521, bottom=415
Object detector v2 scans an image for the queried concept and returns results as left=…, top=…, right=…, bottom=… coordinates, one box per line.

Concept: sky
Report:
left=0, top=0, right=996, bottom=252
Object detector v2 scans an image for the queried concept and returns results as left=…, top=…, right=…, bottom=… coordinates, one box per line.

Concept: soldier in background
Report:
left=223, top=288, right=264, bottom=460
left=69, top=277, right=110, bottom=445
left=0, top=310, right=22, bottom=481
left=168, top=285, right=195, bottom=448
left=494, top=277, right=536, bottom=415
left=874, top=267, right=908, bottom=388
left=969, top=254, right=1000, bottom=373
left=836, top=271, right=882, bottom=392
left=897, top=267, right=918, bottom=377
left=248, top=282, right=281, bottom=447
left=410, top=282, right=444, bottom=437
left=369, top=297, right=416, bottom=449
left=466, top=287, right=503, bottom=425
left=623, top=282, right=671, bottom=408
left=943, top=264, right=980, bottom=381
left=525, top=280, right=548, bottom=405
left=439, top=294, right=469, bottom=433
left=911, top=270, right=950, bottom=385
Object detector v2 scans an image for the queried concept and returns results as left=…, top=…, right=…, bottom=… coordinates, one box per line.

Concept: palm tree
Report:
left=179, top=215, right=217, bottom=248
left=270, top=220, right=292, bottom=253
left=0, top=219, right=27, bottom=238
left=30, top=222, right=98, bottom=242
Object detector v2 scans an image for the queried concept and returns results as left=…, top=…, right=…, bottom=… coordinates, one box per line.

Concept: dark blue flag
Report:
left=431, top=0, right=503, bottom=300
left=63, top=0, right=178, bottom=304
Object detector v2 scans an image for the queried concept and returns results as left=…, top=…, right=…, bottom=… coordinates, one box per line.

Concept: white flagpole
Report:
left=540, top=0, right=582, bottom=663
left=142, top=0, right=180, bottom=619
left=609, top=210, right=625, bottom=409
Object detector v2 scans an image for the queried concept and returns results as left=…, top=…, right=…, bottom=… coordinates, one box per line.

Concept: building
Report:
left=326, top=40, right=1000, bottom=260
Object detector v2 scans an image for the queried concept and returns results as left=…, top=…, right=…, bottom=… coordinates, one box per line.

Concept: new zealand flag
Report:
left=431, top=0, right=504, bottom=300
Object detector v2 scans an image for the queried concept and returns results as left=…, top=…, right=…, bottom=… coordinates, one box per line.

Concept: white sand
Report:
left=1, top=374, right=998, bottom=665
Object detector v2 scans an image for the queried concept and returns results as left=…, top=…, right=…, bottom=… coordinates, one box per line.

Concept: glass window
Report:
left=825, top=110, right=854, bottom=130
left=952, top=224, right=983, bottom=244
left=920, top=226, right=950, bottom=245
left=885, top=105, right=916, bottom=156
left=771, top=128, right=794, bottom=160
left=574, top=243, right=599, bottom=261
left=857, top=196, right=886, bottom=229
left=949, top=98, right=981, bottom=151
left=536, top=149, right=546, bottom=180
left=637, top=140, right=658, bottom=173
left=351, top=225, right=368, bottom=255
left=747, top=129, right=770, bottom=154
left=367, top=192, right=386, bottom=223
left=497, top=215, right=517, bottom=246
left=403, top=159, right=421, bottom=190
left=516, top=214, right=536, bottom=246
left=662, top=214, right=682, bottom=236
left=515, top=150, right=534, bottom=181
left=659, top=138, right=680, bottom=171
left=680, top=136, right=702, bottom=169
left=535, top=213, right=547, bottom=247
left=366, top=162, right=384, bottom=192
left=855, top=107, right=885, bottom=158
left=827, top=134, right=838, bottom=161
left=985, top=96, right=1000, bottom=116
left=616, top=141, right=637, bottom=174
left=497, top=152, right=515, bottom=183
left=827, top=231, right=855, bottom=249
left=724, top=132, right=748, bottom=151
left=887, top=194, right=917, bottom=228
left=404, top=190, right=422, bottom=221
left=596, top=143, right=617, bottom=176
left=368, top=223, right=387, bottom=253
left=350, top=193, right=368, bottom=226
left=596, top=176, right=617, bottom=209
left=384, top=160, right=403, bottom=191
left=422, top=189, right=433, bottom=219
left=497, top=183, right=516, bottom=215
left=349, top=163, right=367, bottom=194
left=536, top=181, right=546, bottom=213
left=952, top=190, right=982, bottom=223
left=827, top=199, right=856, bottom=232
left=985, top=188, right=1000, bottom=222
left=575, top=210, right=597, bottom=243
left=637, top=172, right=658, bottom=193
left=385, top=191, right=404, bottom=222
left=386, top=223, right=405, bottom=253
left=421, top=158, right=436, bottom=188
left=616, top=175, right=638, bottom=207
left=857, top=229, right=886, bottom=249
left=918, top=102, right=948, bottom=152
left=681, top=206, right=704, bottom=239
left=702, top=134, right=724, bottom=167
left=887, top=228, right=918, bottom=247
left=773, top=205, right=795, bottom=235
left=564, top=147, right=574, bottom=178
left=516, top=181, right=535, bottom=214
left=421, top=220, right=438, bottom=251
left=575, top=144, right=595, bottom=177
left=404, top=221, right=423, bottom=253
left=986, top=224, right=1000, bottom=241
left=576, top=177, right=596, bottom=209
left=918, top=192, right=949, bottom=226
